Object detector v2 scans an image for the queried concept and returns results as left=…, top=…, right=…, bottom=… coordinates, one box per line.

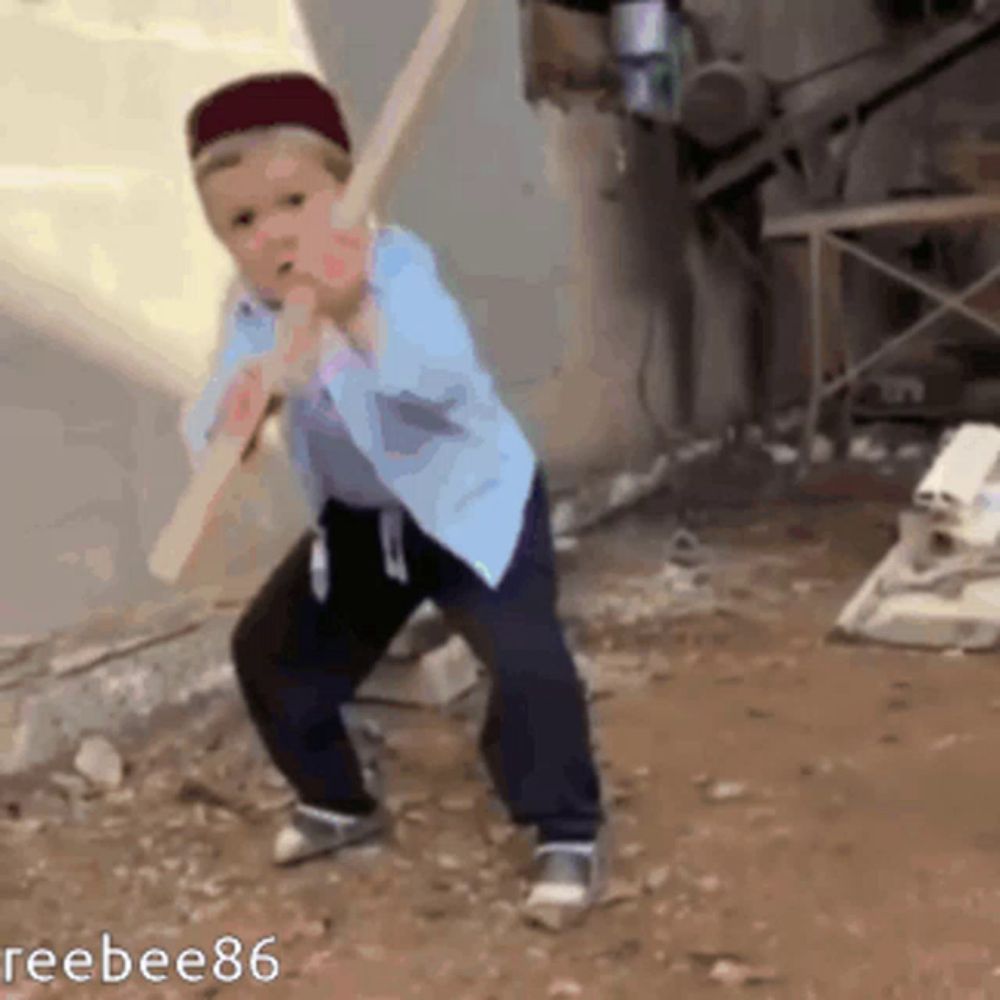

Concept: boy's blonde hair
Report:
left=193, top=124, right=353, bottom=187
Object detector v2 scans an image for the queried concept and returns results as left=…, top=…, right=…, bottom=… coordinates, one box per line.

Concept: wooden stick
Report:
left=148, top=0, right=477, bottom=583
left=332, top=0, right=474, bottom=229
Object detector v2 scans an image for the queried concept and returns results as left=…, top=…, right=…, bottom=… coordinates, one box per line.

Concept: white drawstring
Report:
left=310, top=525, right=330, bottom=603
left=379, top=508, right=409, bottom=585
left=311, top=508, right=409, bottom=603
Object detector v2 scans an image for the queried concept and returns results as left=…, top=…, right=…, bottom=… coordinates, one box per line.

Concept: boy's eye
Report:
left=285, top=193, right=306, bottom=208
left=232, top=210, right=255, bottom=229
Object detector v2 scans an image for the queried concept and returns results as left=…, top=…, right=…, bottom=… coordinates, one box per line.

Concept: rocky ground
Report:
left=6, top=451, right=1000, bottom=999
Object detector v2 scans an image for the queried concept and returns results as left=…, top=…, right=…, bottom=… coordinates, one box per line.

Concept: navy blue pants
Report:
left=231, top=472, right=603, bottom=843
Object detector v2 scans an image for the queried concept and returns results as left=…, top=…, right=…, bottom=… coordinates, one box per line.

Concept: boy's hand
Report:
left=291, top=189, right=374, bottom=323
left=216, top=359, right=268, bottom=439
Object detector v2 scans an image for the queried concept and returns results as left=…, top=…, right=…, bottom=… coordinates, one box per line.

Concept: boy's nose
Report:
left=255, top=214, right=297, bottom=251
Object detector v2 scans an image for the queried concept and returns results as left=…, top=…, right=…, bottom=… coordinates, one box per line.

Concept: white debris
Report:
left=645, top=866, right=671, bottom=892
left=897, top=443, right=927, bottom=462
left=810, top=434, right=834, bottom=464
left=836, top=423, right=1000, bottom=650
left=548, top=980, right=583, bottom=998
left=849, top=435, right=889, bottom=463
left=551, top=499, right=577, bottom=537
left=704, top=780, right=748, bottom=803
left=709, top=960, right=749, bottom=987
left=708, top=959, right=779, bottom=987
left=764, top=443, right=798, bottom=466
left=554, top=536, right=581, bottom=554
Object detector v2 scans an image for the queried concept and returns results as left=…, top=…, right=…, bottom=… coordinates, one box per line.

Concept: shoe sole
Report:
left=273, top=815, right=389, bottom=867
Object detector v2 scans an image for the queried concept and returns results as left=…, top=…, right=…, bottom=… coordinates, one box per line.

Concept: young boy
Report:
left=181, top=72, right=605, bottom=922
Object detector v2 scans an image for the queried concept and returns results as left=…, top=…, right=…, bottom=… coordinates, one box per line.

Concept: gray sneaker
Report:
left=522, top=841, right=604, bottom=930
left=273, top=803, right=388, bottom=867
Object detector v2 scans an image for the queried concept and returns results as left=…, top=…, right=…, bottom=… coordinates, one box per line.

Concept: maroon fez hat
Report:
left=186, top=71, right=352, bottom=160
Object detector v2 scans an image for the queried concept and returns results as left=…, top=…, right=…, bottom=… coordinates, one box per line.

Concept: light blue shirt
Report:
left=290, top=386, right=399, bottom=510
left=182, top=225, right=538, bottom=589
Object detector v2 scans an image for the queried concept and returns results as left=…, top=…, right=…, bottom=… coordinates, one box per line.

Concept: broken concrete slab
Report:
left=384, top=600, right=450, bottom=661
left=357, top=636, right=480, bottom=708
left=835, top=424, right=1000, bottom=650
left=1, top=617, right=236, bottom=776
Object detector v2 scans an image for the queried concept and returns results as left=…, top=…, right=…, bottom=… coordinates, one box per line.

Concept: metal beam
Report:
left=695, top=2, right=1000, bottom=204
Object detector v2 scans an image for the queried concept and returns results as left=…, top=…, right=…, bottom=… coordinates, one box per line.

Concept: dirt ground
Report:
left=5, top=458, right=1000, bottom=999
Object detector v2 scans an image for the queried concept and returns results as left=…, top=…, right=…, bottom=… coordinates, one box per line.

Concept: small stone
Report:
left=708, top=960, right=748, bottom=987
left=555, top=537, right=581, bottom=555
left=930, top=733, right=963, bottom=752
left=360, top=718, right=385, bottom=744
left=551, top=500, right=577, bottom=536
left=436, top=853, right=463, bottom=872
left=766, top=443, right=798, bottom=466
left=387, top=791, right=431, bottom=816
left=261, top=766, right=288, bottom=790
left=620, top=842, right=644, bottom=860
left=439, top=793, right=476, bottom=814
left=548, top=979, right=583, bottom=997
left=523, top=901, right=587, bottom=932
left=645, top=866, right=671, bottom=892
left=74, top=737, right=124, bottom=790
left=258, top=791, right=295, bottom=813
left=696, top=874, right=722, bottom=894
left=708, top=959, right=780, bottom=987
left=296, top=918, right=329, bottom=941
left=703, top=781, right=748, bottom=803
left=609, top=783, right=634, bottom=805
left=601, top=878, right=642, bottom=907
left=486, top=824, right=513, bottom=846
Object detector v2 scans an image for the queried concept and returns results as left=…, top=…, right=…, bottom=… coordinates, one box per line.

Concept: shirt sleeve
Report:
left=358, top=228, right=480, bottom=411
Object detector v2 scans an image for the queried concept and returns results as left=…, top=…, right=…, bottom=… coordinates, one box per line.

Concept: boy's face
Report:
left=198, top=137, right=344, bottom=307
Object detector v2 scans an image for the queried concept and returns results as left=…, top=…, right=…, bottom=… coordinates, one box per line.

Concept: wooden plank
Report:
left=764, top=194, right=1000, bottom=240
left=331, top=0, right=475, bottom=228
left=148, top=0, right=478, bottom=584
